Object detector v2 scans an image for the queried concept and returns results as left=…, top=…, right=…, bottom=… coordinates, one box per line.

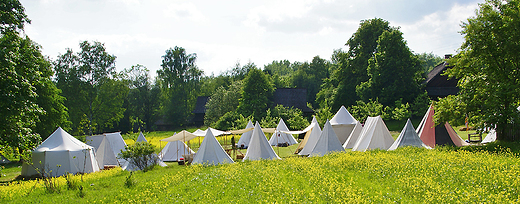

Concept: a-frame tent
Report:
left=482, top=129, right=496, bottom=143
left=192, top=129, right=234, bottom=165
left=309, top=120, right=345, bottom=157
left=160, top=140, right=194, bottom=161
left=243, top=122, right=281, bottom=161
left=136, top=132, right=147, bottom=143
left=86, top=132, right=127, bottom=168
left=22, top=127, right=100, bottom=177
left=388, top=119, right=431, bottom=150
left=416, top=105, right=469, bottom=148
left=94, top=136, right=119, bottom=168
left=330, top=106, right=359, bottom=145
left=343, top=122, right=363, bottom=149
left=298, top=117, right=323, bottom=156
left=237, top=120, right=254, bottom=148
left=268, top=119, right=298, bottom=146
left=352, top=116, right=395, bottom=151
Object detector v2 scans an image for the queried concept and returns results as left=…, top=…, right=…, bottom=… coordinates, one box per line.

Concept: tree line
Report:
left=2, top=0, right=520, bottom=157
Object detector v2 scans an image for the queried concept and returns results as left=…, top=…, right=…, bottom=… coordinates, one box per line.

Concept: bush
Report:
left=118, top=142, right=158, bottom=172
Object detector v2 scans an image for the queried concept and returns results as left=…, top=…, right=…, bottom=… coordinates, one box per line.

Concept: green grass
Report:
left=1, top=144, right=519, bottom=203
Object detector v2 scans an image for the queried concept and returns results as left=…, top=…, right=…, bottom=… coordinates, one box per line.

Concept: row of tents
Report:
left=20, top=104, right=490, bottom=176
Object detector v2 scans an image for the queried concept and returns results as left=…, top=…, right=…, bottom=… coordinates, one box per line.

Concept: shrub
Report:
left=118, top=142, right=158, bottom=172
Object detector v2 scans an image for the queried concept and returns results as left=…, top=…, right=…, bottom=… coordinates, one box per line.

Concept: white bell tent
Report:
left=352, top=116, right=395, bottom=151
left=22, top=127, right=100, bottom=177
left=243, top=122, right=281, bottom=161
left=330, top=106, right=359, bottom=144
left=268, top=119, right=298, bottom=146
left=298, top=117, right=323, bottom=156
left=388, top=119, right=430, bottom=150
left=343, top=122, right=363, bottom=149
left=309, top=120, right=345, bottom=157
left=237, top=120, right=254, bottom=148
left=159, top=140, right=194, bottom=161
left=192, top=129, right=234, bottom=165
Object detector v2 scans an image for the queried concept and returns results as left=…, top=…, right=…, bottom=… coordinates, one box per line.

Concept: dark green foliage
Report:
left=291, top=56, right=330, bottom=108
left=260, top=105, right=309, bottom=130
left=236, top=68, right=274, bottom=122
left=204, top=81, right=243, bottom=126
left=417, top=52, right=443, bottom=74
left=118, top=142, right=158, bottom=172
left=157, top=46, right=202, bottom=127
left=125, top=172, right=135, bottom=188
left=0, top=0, right=30, bottom=33
left=213, top=111, right=250, bottom=131
left=443, top=0, right=520, bottom=141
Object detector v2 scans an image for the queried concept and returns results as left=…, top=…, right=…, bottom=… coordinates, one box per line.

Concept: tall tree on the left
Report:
left=0, top=0, right=69, bottom=157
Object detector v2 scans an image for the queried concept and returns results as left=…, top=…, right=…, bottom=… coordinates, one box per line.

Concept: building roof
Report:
left=424, top=62, right=459, bottom=97
left=272, top=88, right=314, bottom=113
left=192, top=96, right=210, bottom=114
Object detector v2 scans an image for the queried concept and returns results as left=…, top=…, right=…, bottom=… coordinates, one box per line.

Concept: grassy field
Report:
left=1, top=142, right=519, bottom=203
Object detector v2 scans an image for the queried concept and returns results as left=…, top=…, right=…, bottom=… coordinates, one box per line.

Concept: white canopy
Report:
left=268, top=119, right=298, bottom=146
left=192, top=127, right=229, bottom=137
left=388, top=119, right=430, bottom=150
left=192, top=129, right=234, bottom=165
left=330, top=106, right=359, bottom=144
left=160, top=140, right=194, bottom=162
left=22, top=127, right=100, bottom=177
left=309, top=120, right=345, bottom=157
left=352, top=116, right=395, bottom=151
left=298, top=117, right=323, bottom=156
left=236, top=120, right=254, bottom=148
left=161, top=130, right=199, bottom=142
left=243, top=122, right=281, bottom=161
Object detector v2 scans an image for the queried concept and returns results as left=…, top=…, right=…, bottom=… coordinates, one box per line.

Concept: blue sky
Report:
left=22, top=0, right=482, bottom=77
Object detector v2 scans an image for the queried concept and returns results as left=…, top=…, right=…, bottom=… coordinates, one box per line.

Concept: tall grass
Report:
left=2, top=146, right=519, bottom=203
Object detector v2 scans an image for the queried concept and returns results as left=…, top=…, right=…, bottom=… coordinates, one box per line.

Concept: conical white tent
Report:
left=237, top=120, right=254, bottom=148
left=136, top=132, right=147, bottom=143
left=160, top=140, right=194, bottom=161
left=243, top=122, right=281, bottom=161
left=192, top=129, right=234, bottom=165
left=86, top=132, right=127, bottom=167
left=330, top=106, right=359, bottom=144
left=352, top=116, right=395, bottom=151
left=298, top=118, right=322, bottom=156
left=269, top=119, right=298, bottom=146
left=309, top=120, right=345, bottom=157
left=343, top=122, right=363, bottom=149
left=482, top=129, right=496, bottom=143
left=94, top=136, right=119, bottom=168
left=388, top=119, right=430, bottom=150
left=22, top=127, right=100, bottom=177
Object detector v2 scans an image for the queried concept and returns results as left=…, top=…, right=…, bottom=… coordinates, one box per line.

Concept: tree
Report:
left=55, top=41, right=126, bottom=135
left=417, top=52, right=443, bottom=74
left=204, top=81, right=243, bottom=126
left=356, top=29, right=423, bottom=107
left=0, top=0, right=30, bottom=33
left=157, top=46, right=202, bottom=127
left=291, top=56, right=330, bottom=108
left=441, top=0, right=520, bottom=141
left=236, top=67, right=274, bottom=121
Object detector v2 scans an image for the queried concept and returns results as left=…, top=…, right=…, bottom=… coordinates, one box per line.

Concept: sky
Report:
left=21, top=0, right=483, bottom=77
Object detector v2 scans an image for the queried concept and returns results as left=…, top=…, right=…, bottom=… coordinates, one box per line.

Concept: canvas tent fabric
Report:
left=22, top=127, right=100, bottom=177
left=86, top=132, right=127, bottom=167
left=269, top=119, right=298, bottom=146
left=0, top=154, right=10, bottom=164
left=343, top=122, right=363, bottom=149
left=161, top=130, right=198, bottom=142
left=330, top=106, right=359, bottom=144
left=159, top=140, right=194, bottom=161
left=136, top=132, right=148, bottom=143
left=352, top=116, right=395, bottom=152
left=243, top=122, right=281, bottom=161
left=298, top=117, right=323, bottom=155
left=482, top=129, right=496, bottom=143
left=237, top=120, right=254, bottom=148
left=388, top=119, right=431, bottom=150
left=416, top=105, right=469, bottom=148
left=192, top=128, right=229, bottom=137
left=192, top=129, right=234, bottom=165
left=94, top=136, right=119, bottom=168
left=294, top=117, right=319, bottom=153
left=309, top=120, right=345, bottom=157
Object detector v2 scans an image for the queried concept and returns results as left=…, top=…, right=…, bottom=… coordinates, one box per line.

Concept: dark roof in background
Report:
left=424, top=62, right=459, bottom=97
left=192, top=96, right=210, bottom=114
left=273, top=88, right=314, bottom=113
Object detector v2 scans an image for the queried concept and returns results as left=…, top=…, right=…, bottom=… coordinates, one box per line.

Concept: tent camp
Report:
left=192, top=129, right=234, bottom=165
left=343, top=122, right=363, bottom=149
left=330, top=106, right=359, bottom=144
left=416, top=105, right=469, bottom=148
left=352, top=116, right=395, bottom=151
left=0, top=154, right=10, bottom=164
left=123, top=133, right=167, bottom=171
left=21, top=127, right=100, bottom=177
left=309, top=120, right=345, bottom=157
left=159, top=140, right=194, bottom=161
left=268, top=119, right=298, bottom=146
left=388, top=119, right=430, bottom=150
left=298, top=117, right=323, bottom=155
left=243, top=122, right=281, bottom=161
left=482, top=129, right=496, bottom=143
left=136, top=132, right=147, bottom=142
left=237, top=120, right=254, bottom=148
left=86, top=132, right=127, bottom=168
